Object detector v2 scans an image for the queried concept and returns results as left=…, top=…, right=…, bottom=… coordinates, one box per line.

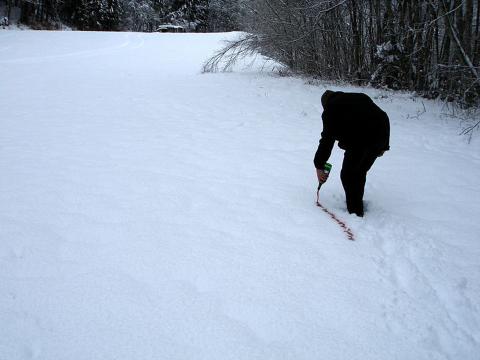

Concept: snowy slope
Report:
left=1, top=30, right=479, bottom=360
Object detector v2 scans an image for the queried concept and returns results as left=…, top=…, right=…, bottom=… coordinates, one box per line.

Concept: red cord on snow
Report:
left=316, top=188, right=355, bottom=241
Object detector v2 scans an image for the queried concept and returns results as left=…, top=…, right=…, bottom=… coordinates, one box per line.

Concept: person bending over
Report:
left=314, top=90, right=390, bottom=217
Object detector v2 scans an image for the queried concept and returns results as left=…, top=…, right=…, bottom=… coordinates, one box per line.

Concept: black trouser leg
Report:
left=340, top=149, right=378, bottom=216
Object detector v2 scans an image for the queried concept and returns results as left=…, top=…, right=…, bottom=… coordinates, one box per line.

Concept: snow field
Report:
left=0, top=30, right=479, bottom=359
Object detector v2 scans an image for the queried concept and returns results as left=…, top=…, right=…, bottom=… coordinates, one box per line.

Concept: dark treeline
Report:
left=206, top=0, right=479, bottom=107
left=0, top=0, right=242, bottom=32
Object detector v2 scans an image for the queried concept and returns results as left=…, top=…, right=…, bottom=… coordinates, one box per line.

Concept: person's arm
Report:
left=314, top=111, right=335, bottom=182
left=383, top=111, right=390, bottom=151
left=314, top=135, right=335, bottom=168
left=378, top=110, right=390, bottom=155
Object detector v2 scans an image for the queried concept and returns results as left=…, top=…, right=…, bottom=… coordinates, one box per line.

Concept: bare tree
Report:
left=206, top=0, right=480, bottom=108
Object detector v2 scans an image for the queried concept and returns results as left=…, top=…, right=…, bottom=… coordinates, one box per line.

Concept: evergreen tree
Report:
left=121, top=0, right=158, bottom=32
left=72, top=0, right=122, bottom=31
left=165, top=0, right=207, bottom=31
left=207, top=0, right=243, bottom=32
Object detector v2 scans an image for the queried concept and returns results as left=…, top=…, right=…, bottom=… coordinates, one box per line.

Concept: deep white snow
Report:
left=1, top=30, right=479, bottom=360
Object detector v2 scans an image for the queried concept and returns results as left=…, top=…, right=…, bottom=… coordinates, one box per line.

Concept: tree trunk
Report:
left=349, top=0, right=361, bottom=79
left=463, top=0, right=473, bottom=56
left=442, top=0, right=479, bottom=80
left=470, top=0, right=479, bottom=65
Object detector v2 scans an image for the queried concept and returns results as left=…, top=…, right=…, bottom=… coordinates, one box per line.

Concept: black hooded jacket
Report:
left=314, top=91, right=390, bottom=169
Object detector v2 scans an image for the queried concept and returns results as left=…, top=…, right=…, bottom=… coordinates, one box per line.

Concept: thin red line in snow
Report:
left=316, top=190, right=355, bottom=241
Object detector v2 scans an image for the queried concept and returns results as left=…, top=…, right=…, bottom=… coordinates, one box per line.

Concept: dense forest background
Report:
left=1, top=0, right=479, bottom=107
left=0, top=0, right=243, bottom=32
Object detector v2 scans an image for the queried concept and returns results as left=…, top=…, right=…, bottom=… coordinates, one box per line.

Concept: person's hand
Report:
left=316, top=168, right=329, bottom=184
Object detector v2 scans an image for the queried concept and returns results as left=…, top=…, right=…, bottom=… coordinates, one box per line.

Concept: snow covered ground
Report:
left=1, top=30, right=479, bottom=360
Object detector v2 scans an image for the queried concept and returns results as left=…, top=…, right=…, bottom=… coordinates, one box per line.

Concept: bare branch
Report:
left=202, top=34, right=261, bottom=73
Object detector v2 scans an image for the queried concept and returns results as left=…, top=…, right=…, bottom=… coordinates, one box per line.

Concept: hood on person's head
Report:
left=321, top=90, right=335, bottom=109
